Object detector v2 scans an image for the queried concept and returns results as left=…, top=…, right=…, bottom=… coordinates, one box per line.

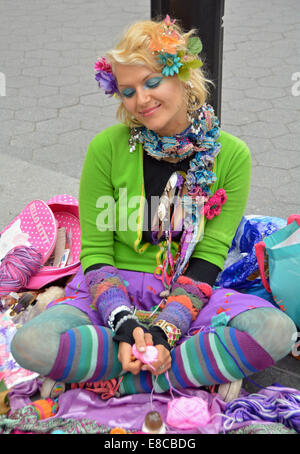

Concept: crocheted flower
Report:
left=203, top=189, right=227, bottom=220
left=158, top=53, right=183, bottom=77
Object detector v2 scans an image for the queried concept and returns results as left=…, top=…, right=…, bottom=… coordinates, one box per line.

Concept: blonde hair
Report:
left=106, top=18, right=213, bottom=127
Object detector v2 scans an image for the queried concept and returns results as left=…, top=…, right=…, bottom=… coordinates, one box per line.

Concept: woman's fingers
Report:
left=144, top=332, right=154, bottom=346
left=132, top=326, right=152, bottom=352
left=118, top=341, right=142, bottom=375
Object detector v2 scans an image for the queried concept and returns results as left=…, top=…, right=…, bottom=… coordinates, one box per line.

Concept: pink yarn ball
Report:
left=0, top=246, right=42, bottom=296
left=132, top=344, right=158, bottom=365
left=167, top=396, right=210, bottom=429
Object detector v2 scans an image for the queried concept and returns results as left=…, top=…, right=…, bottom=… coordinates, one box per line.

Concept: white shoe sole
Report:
left=218, top=379, right=243, bottom=402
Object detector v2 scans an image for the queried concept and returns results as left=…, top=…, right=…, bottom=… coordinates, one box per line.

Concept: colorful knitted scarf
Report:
left=129, top=103, right=226, bottom=290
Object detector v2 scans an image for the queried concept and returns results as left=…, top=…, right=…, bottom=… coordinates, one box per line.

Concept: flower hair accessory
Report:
left=150, top=15, right=203, bottom=81
left=94, top=16, right=203, bottom=96
left=94, top=57, right=119, bottom=97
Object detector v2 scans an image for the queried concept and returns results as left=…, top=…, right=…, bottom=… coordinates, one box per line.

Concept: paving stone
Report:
left=240, top=121, right=288, bottom=139
left=15, top=107, right=58, bottom=122
left=287, top=120, right=300, bottom=134
left=22, top=66, right=60, bottom=78
left=227, top=98, right=273, bottom=112
left=272, top=181, right=300, bottom=204
left=221, top=109, right=258, bottom=126
left=271, top=134, right=300, bottom=151
left=38, top=94, right=79, bottom=109
left=0, top=109, right=14, bottom=121
left=36, top=117, right=81, bottom=136
left=257, top=108, right=300, bottom=124
left=59, top=104, right=104, bottom=121
left=10, top=131, right=58, bottom=148
left=255, top=149, right=300, bottom=170
left=250, top=165, right=291, bottom=188
left=18, top=84, right=59, bottom=98
left=40, top=74, right=80, bottom=87
left=7, top=75, right=39, bottom=89
left=245, top=86, right=287, bottom=100
left=58, top=129, right=96, bottom=149
left=1, top=119, right=35, bottom=135
left=289, top=166, right=300, bottom=181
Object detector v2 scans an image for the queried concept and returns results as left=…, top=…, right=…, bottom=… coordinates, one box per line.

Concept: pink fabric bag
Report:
left=0, top=194, right=81, bottom=290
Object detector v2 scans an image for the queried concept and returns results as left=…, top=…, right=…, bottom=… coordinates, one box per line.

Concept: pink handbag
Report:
left=0, top=194, right=81, bottom=290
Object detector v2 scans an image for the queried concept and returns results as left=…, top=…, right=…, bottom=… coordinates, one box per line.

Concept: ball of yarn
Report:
left=132, top=344, right=158, bottom=365
left=0, top=246, right=43, bottom=296
left=31, top=398, right=59, bottom=420
left=167, top=396, right=210, bottom=429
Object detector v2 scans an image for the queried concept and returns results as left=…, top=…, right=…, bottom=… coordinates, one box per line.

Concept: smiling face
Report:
left=114, top=63, right=189, bottom=137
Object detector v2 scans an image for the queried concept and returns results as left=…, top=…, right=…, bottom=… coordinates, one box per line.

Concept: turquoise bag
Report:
left=255, top=214, right=300, bottom=328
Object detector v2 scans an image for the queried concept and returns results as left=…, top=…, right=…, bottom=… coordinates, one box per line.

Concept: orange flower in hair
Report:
left=149, top=30, right=182, bottom=55
left=149, top=14, right=183, bottom=55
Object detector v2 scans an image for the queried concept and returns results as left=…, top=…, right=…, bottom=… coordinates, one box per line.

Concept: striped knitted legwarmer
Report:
left=149, top=326, right=274, bottom=394
left=48, top=324, right=273, bottom=395
left=48, top=325, right=122, bottom=383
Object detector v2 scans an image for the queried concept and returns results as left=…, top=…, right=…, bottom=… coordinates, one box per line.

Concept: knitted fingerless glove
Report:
left=152, top=275, right=213, bottom=346
left=85, top=266, right=142, bottom=342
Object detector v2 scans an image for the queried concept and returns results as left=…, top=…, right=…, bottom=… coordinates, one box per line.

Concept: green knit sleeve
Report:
left=192, top=132, right=252, bottom=271
left=79, top=131, right=116, bottom=273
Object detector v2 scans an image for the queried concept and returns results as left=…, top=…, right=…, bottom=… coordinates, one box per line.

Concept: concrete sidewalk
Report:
left=0, top=0, right=299, bottom=391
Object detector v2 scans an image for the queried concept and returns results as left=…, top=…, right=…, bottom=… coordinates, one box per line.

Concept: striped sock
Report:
left=48, top=325, right=122, bottom=383
left=153, top=326, right=274, bottom=393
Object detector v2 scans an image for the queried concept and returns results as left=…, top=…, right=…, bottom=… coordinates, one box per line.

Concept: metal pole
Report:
left=151, top=0, right=225, bottom=123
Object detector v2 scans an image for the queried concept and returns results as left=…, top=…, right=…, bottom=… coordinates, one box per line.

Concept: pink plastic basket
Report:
left=0, top=194, right=81, bottom=290
left=26, top=194, right=81, bottom=289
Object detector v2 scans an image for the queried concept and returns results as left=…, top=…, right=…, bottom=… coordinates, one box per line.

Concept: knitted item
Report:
left=47, top=323, right=273, bottom=397
left=85, top=266, right=133, bottom=327
left=152, top=326, right=274, bottom=394
left=0, top=406, right=131, bottom=434
left=228, top=423, right=297, bottom=435
left=48, top=325, right=122, bottom=383
left=70, top=377, right=124, bottom=400
left=0, top=246, right=42, bottom=296
left=31, top=398, right=59, bottom=420
left=154, top=276, right=212, bottom=339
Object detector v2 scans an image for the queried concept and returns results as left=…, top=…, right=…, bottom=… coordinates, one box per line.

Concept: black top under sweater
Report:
left=85, top=151, right=221, bottom=286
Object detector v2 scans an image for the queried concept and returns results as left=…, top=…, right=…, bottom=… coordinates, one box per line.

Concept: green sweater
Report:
left=79, top=123, right=251, bottom=275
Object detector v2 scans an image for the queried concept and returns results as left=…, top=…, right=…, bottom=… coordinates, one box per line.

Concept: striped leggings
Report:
left=11, top=304, right=296, bottom=395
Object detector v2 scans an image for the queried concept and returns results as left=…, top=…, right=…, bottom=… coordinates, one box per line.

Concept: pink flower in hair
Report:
left=164, top=14, right=176, bottom=27
left=94, top=57, right=113, bottom=73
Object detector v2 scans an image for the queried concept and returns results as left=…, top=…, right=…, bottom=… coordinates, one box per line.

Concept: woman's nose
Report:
left=136, top=87, right=151, bottom=106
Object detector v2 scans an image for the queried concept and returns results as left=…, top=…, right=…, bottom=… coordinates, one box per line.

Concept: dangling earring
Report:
left=185, top=82, right=201, bottom=135
left=187, top=109, right=201, bottom=135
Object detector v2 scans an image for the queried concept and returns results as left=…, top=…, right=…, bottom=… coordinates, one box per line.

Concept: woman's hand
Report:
left=118, top=327, right=153, bottom=375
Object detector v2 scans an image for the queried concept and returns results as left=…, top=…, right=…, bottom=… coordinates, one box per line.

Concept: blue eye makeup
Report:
left=120, top=76, right=163, bottom=98
left=144, top=76, right=163, bottom=89
left=121, top=87, right=136, bottom=98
